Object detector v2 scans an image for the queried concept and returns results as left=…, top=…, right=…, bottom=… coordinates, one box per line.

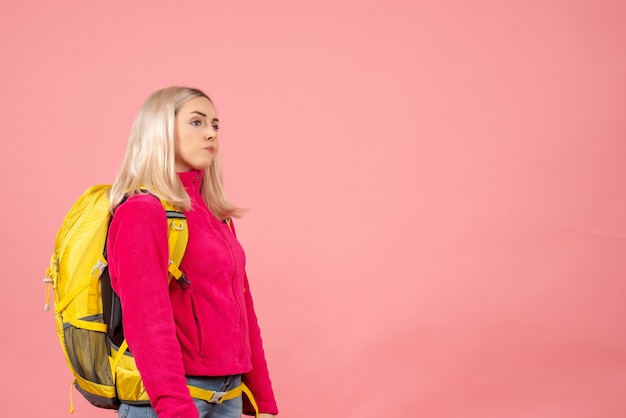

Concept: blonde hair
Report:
left=109, top=86, right=242, bottom=220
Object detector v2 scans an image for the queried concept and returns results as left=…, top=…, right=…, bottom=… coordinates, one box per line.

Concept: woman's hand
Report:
left=258, top=414, right=276, bottom=418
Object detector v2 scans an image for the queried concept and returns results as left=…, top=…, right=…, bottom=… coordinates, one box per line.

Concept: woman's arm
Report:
left=108, top=195, right=198, bottom=418
left=241, top=272, right=279, bottom=415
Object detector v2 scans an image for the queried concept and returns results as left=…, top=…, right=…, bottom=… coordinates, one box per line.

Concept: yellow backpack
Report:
left=45, top=185, right=259, bottom=415
left=44, top=185, right=190, bottom=411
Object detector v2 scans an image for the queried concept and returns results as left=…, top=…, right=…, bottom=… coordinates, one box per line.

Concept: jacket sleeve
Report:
left=242, top=272, right=279, bottom=415
left=107, top=195, right=198, bottom=418
left=229, top=220, right=279, bottom=415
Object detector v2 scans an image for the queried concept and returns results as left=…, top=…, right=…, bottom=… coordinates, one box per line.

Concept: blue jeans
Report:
left=118, top=375, right=243, bottom=418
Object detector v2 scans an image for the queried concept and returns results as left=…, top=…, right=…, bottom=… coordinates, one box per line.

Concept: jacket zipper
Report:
left=193, top=172, right=245, bottom=360
left=212, top=216, right=245, bottom=360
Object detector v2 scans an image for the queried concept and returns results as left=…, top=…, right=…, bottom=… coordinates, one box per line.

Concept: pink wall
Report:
left=2, top=1, right=626, bottom=416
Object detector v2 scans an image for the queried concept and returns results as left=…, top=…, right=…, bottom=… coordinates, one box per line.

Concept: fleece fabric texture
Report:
left=107, top=170, right=278, bottom=418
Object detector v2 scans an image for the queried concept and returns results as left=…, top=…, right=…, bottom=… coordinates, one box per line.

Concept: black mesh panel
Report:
left=63, top=324, right=113, bottom=385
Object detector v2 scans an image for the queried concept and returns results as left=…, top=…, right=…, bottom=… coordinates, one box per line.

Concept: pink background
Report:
left=2, top=1, right=626, bottom=416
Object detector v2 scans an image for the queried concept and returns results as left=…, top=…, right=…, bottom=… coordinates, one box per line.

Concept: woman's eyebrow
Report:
left=189, top=111, right=219, bottom=123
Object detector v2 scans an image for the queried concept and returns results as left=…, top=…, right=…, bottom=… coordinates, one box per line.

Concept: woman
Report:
left=107, top=86, right=278, bottom=418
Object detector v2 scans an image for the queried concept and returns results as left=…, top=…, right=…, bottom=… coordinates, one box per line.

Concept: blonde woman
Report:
left=107, top=86, right=278, bottom=418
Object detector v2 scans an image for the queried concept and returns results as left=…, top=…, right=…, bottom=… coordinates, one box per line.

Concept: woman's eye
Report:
left=212, top=124, right=220, bottom=131
left=191, top=120, right=202, bottom=126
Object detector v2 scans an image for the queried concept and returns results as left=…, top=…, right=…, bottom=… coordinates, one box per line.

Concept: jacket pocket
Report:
left=190, top=293, right=205, bottom=356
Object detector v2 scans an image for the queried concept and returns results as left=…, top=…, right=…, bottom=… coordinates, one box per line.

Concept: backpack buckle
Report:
left=208, top=391, right=228, bottom=404
left=178, top=272, right=190, bottom=290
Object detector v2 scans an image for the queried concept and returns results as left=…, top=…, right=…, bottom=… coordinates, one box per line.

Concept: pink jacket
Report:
left=107, top=170, right=278, bottom=418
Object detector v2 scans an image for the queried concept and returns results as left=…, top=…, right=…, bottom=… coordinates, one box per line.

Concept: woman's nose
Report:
left=205, top=128, right=217, bottom=141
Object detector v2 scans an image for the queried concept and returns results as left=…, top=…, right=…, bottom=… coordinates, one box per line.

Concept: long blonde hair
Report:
left=109, top=86, right=242, bottom=220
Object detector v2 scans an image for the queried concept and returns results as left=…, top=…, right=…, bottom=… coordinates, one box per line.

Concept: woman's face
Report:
left=174, top=96, right=219, bottom=172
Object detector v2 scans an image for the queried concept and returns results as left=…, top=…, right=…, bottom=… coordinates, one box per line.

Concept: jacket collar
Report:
left=177, top=170, right=203, bottom=193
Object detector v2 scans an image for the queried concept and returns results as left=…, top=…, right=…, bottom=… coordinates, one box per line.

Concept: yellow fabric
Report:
left=44, top=184, right=195, bottom=410
left=74, top=373, right=117, bottom=398
left=167, top=215, right=188, bottom=283
left=64, top=315, right=108, bottom=333
left=241, top=383, right=259, bottom=418
left=168, top=262, right=184, bottom=280
left=69, top=380, right=75, bottom=413
left=110, top=341, right=150, bottom=403
left=188, top=382, right=258, bottom=417
left=110, top=340, right=129, bottom=376
left=48, top=184, right=111, bottom=319
left=188, top=384, right=242, bottom=404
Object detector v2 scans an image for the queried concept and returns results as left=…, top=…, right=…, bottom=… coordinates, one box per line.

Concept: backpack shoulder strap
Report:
left=160, top=200, right=189, bottom=287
